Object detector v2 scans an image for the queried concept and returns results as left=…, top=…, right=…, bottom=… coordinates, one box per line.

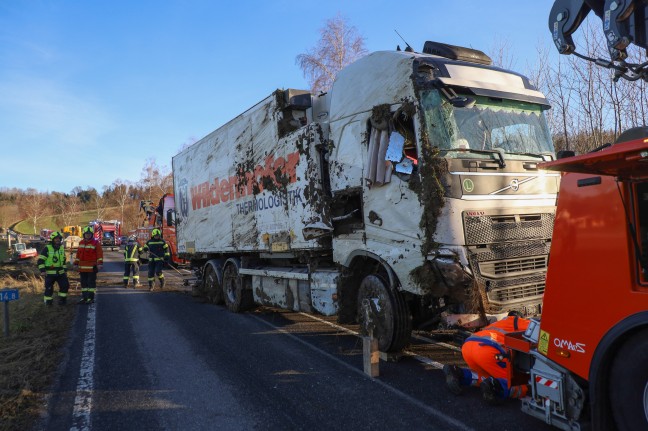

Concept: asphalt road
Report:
left=39, top=250, right=555, bottom=431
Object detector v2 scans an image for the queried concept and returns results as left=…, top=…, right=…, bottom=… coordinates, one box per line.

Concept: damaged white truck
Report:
left=172, top=41, right=558, bottom=352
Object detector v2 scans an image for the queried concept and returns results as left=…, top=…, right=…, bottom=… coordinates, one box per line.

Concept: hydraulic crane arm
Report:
left=549, top=0, right=648, bottom=80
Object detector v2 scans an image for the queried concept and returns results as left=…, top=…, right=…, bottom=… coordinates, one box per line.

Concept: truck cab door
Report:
left=542, top=132, right=648, bottom=281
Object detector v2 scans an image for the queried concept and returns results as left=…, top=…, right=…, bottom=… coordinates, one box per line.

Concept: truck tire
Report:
left=357, top=274, right=411, bottom=353
left=222, top=262, right=254, bottom=313
left=610, top=329, right=648, bottom=430
left=203, top=264, right=223, bottom=305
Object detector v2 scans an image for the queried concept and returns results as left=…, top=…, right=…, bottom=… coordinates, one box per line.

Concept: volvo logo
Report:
left=510, top=179, right=520, bottom=192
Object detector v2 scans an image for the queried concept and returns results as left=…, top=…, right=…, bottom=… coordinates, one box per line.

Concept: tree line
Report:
left=0, top=159, right=172, bottom=235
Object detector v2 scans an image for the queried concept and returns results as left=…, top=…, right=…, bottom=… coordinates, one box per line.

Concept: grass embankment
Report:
left=13, top=211, right=95, bottom=234
left=0, top=264, right=77, bottom=431
left=12, top=208, right=122, bottom=235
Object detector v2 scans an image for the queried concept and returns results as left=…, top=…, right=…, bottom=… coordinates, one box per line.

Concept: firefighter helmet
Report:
left=151, top=228, right=161, bottom=237
left=50, top=231, right=63, bottom=241
left=82, top=226, right=94, bottom=236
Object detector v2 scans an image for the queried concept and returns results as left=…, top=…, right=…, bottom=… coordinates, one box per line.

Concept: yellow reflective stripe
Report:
left=79, top=265, right=94, bottom=270
left=58, top=292, right=68, bottom=297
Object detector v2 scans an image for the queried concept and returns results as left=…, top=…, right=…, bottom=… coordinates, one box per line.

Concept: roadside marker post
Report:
left=361, top=299, right=380, bottom=377
left=1, top=288, right=20, bottom=337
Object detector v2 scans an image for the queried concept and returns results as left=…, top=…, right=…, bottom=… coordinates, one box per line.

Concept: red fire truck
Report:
left=136, top=193, right=183, bottom=266
left=89, top=220, right=122, bottom=251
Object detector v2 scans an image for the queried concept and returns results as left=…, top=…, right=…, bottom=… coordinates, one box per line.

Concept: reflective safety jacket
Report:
left=74, top=238, right=104, bottom=272
left=464, top=316, right=531, bottom=356
left=124, top=244, right=142, bottom=263
left=38, top=244, right=67, bottom=275
left=143, top=239, right=170, bottom=261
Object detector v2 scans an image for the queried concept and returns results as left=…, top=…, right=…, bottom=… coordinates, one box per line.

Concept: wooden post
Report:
left=361, top=298, right=380, bottom=377
left=363, top=330, right=380, bottom=377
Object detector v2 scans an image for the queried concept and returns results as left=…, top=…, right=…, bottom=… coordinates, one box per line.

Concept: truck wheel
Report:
left=610, top=329, right=648, bottom=430
left=357, top=274, right=411, bottom=352
left=222, top=263, right=253, bottom=313
left=203, top=264, right=223, bottom=305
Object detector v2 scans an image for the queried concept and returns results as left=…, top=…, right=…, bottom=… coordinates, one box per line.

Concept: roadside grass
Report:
left=0, top=264, right=77, bottom=431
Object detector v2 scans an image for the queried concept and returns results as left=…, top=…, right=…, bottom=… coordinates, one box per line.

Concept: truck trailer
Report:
left=172, top=41, right=558, bottom=352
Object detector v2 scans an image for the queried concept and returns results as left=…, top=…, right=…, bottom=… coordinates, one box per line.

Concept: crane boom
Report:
left=549, top=0, right=648, bottom=80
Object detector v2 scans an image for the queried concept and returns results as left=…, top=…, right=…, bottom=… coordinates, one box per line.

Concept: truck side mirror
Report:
left=166, top=209, right=175, bottom=227
left=557, top=150, right=575, bottom=159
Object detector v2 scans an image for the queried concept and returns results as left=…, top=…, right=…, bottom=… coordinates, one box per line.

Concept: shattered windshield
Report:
left=420, top=90, right=555, bottom=160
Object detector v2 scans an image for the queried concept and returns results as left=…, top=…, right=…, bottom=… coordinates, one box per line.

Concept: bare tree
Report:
left=140, top=158, right=172, bottom=201
left=18, top=189, right=48, bottom=234
left=56, top=194, right=82, bottom=228
left=539, top=18, right=648, bottom=154
left=296, top=13, right=367, bottom=93
left=488, top=36, right=516, bottom=70
left=107, top=179, right=134, bottom=228
left=94, top=189, right=107, bottom=220
left=0, top=205, right=10, bottom=231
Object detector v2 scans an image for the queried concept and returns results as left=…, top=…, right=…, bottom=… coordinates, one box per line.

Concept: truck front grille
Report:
left=479, top=256, right=548, bottom=278
left=464, top=213, right=554, bottom=245
left=486, top=275, right=546, bottom=303
left=464, top=210, right=555, bottom=311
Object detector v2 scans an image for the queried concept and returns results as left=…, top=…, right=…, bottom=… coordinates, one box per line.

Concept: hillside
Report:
left=12, top=207, right=126, bottom=235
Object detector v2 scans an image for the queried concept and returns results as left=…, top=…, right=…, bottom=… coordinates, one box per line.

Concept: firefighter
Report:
left=142, top=228, right=170, bottom=291
left=123, top=237, right=142, bottom=288
left=37, top=231, right=70, bottom=306
left=443, top=311, right=531, bottom=405
left=73, top=226, right=104, bottom=304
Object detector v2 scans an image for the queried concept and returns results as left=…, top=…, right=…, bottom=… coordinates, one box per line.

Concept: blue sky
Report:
left=0, top=0, right=557, bottom=194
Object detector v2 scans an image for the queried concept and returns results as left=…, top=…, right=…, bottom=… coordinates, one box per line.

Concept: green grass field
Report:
left=12, top=209, right=122, bottom=235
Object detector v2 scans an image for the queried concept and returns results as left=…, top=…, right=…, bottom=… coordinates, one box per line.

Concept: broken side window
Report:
left=365, top=104, right=418, bottom=185
left=393, top=106, right=417, bottom=174
left=331, top=189, right=363, bottom=235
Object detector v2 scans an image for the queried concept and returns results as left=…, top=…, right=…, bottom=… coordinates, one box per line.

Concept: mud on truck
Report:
left=173, top=41, right=558, bottom=352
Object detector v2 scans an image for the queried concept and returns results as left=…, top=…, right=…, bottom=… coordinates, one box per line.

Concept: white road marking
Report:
left=412, top=332, right=462, bottom=352
left=298, top=312, right=458, bottom=368
left=253, top=314, right=475, bottom=431
left=69, top=303, right=97, bottom=431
